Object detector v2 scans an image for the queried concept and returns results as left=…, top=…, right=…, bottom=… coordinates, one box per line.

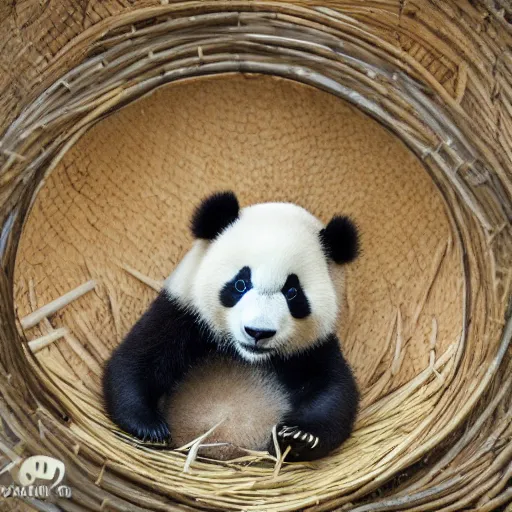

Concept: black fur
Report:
left=220, top=266, right=252, bottom=307
left=268, top=335, right=359, bottom=461
left=191, top=191, right=240, bottom=240
left=320, top=216, right=359, bottom=264
left=103, top=292, right=359, bottom=460
left=281, top=274, right=311, bottom=319
left=102, top=292, right=215, bottom=442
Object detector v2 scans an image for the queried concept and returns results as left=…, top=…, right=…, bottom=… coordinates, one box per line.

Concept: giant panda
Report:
left=103, top=191, right=360, bottom=461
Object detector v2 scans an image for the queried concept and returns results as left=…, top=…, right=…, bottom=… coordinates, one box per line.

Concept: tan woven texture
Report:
left=0, top=1, right=511, bottom=511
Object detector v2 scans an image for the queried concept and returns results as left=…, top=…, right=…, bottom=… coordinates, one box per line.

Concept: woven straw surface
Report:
left=0, top=2, right=511, bottom=512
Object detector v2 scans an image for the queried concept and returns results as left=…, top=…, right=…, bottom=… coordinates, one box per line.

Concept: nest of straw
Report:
left=1, top=1, right=511, bottom=511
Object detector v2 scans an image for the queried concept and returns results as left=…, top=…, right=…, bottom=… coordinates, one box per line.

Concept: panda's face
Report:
left=219, top=265, right=315, bottom=360
left=167, top=203, right=341, bottom=362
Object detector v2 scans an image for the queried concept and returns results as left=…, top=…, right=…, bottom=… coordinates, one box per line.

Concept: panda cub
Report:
left=103, top=192, right=360, bottom=461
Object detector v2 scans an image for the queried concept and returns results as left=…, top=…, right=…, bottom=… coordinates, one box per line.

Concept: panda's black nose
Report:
left=245, top=327, right=276, bottom=342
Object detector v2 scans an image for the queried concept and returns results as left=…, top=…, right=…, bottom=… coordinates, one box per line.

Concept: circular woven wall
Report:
left=0, top=2, right=511, bottom=512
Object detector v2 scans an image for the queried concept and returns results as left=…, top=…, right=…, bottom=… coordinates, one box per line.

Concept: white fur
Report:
left=165, top=202, right=340, bottom=361
left=164, top=240, right=208, bottom=305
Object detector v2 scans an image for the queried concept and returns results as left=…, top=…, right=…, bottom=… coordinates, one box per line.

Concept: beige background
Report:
left=14, top=75, right=463, bottom=400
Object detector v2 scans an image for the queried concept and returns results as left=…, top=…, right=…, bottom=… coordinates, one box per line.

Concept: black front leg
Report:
left=102, top=292, right=208, bottom=443
left=103, top=349, right=171, bottom=443
left=271, top=335, right=359, bottom=461
left=275, top=379, right=358, bottom=461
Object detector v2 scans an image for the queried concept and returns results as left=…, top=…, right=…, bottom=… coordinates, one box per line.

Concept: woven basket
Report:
left=1, top=1, right=511, bottom=511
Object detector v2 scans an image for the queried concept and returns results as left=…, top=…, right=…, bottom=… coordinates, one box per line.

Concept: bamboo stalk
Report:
left=28, top=328, right=68, bottom=353
left=117, top=262, right=163, bottom=292
left=20, top=280, right=97, bottom=329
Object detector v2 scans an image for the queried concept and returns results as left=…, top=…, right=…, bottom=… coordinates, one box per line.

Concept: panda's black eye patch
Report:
left=220, top=267, right=252, bottom=308
left=282, top=274, right=310, bottom=319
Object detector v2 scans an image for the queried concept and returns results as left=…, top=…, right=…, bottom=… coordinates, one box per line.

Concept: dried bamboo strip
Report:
left=117, top=262, right=163, bottom=292
left=63, top=332, right=102, bottom=378
left=73, top=314, right=112, bottom=361
left=20, top=280, right=97, bottom=330
left=28, top=328, right=68, bottom=353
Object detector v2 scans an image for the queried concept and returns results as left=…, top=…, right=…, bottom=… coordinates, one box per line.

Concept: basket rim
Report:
left=0, top=3, right=511, bottom=512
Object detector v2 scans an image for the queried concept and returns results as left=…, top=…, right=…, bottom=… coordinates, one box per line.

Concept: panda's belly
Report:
left=164, top=357, right=291, bottom=460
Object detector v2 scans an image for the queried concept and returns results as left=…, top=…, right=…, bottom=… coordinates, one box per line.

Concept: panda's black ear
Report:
left=319, top=216, right=359, bottom=264
left=191, top=191, right=240, bottom=240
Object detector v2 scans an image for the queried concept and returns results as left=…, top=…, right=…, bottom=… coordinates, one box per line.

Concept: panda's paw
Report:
left=117, top=411, right=171, bottom=444
left=278, top=425, right=319, bottom=450
left=273, top=425, right=319, bottom=459
left=136, top=417, right=171, bottom=444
